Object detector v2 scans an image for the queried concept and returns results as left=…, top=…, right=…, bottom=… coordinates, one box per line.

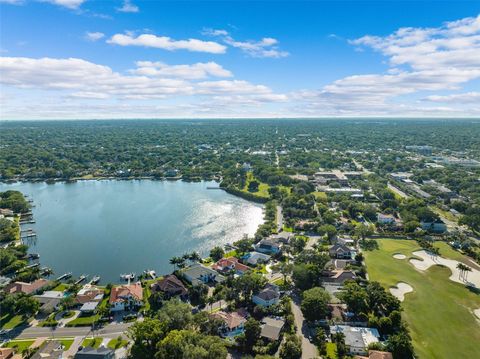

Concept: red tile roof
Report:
left=151, top=275, right=187, bottom=296
left=109, top=282, right=143, bottom=304
left=4, top=279, right=49, bottom=295
left=212, top=257, right=250, bottom=273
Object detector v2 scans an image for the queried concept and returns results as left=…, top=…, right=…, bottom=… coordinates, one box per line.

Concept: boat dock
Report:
left=56, top=272, right=72, bottom=281
left=74, top=275, right=88, bottom=285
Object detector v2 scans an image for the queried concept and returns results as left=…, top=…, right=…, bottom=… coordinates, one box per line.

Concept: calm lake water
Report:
left=0, top=180, right=263, bottom=283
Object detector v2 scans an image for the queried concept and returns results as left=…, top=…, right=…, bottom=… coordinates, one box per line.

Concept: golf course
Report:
left=364, top=239, right=480, bottom=359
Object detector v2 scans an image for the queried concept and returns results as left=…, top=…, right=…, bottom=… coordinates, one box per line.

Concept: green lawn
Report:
left=0, top=314, right=25, bottom=330
left=82, top=337, right=103, bottom=348
left=4, top=339, right=35, bottom=353
left=107, top=338, right=129, bottom=349
left=66, top=313, right=99, bottom=326
left=52, top=283, right=70, bottom=291
left=242, top=172, right=270, bottom=198
left=364, top=239, right=480, bottom=359
left=56, top=338, right=74, bottom=350
left=312, top=191, right=327, bottom=201
left=325, top=342, right=338, bottom=359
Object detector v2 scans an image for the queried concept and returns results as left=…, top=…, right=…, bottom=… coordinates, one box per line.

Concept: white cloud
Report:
left=42, top=0, right=86, bottom=9
left=117, top=0, right=138, bottom=13
left=0, top=0, right=24, bottom=5
left=204, top=29, right=289, bottom=58
left=0, top=56, right=284, bottom=102
left=422, top=92, right=480, bottom=104
left=107, top=33, right=227, bottom=54
left=131, top=61, right=232, bottom=79
left=84, top=32, right=105, bottom=42
left=293, top=14, right=480, bottom=116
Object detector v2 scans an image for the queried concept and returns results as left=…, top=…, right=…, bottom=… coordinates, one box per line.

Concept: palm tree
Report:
left=456, top=263, right=465, bottom=280
left=189, top=251, right=201, bottom=263
left=169, top=256, right=182, bottom=272
left=207, top=296, right=215, bottom=313
left=464, top=265, right=472, bottom=281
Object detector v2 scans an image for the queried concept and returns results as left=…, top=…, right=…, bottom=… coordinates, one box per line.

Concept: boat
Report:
left=120, top=273, right=136, bottom=281
left=143, top=269, right=156, bottom=279
left=25, top=253, right=40, bottom=260
left=90, top=275, right=101, bottom=284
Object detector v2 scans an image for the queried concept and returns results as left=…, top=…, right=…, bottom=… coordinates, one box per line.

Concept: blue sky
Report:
left=1, top=0, right=479, bottom=119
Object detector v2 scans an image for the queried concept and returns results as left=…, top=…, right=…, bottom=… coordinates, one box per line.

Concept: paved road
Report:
left=387, top=182, right=409, bottom=199
left=15, top=322, right=133, bottom=339
left=276, top=206, right=283, bottom=232
left=291, top=296, right=318, bottom=359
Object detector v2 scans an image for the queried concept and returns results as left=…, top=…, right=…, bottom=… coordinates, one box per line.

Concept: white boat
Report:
left=120, top=273, right=136, bottom=281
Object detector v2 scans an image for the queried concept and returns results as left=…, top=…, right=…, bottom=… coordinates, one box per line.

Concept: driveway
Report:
left=291, top=296, right=318, bottom=359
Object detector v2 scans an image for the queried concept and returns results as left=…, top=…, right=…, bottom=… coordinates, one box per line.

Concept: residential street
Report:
left=15, top=322, right=133, bottom=339
left=291, top=295, right=318, bottom=359
left=277, top=205, right=283, bottom=232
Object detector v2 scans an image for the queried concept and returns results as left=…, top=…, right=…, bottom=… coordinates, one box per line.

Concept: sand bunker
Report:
left=393, top=253, right=406, bottom=260
left=474, top=309, right=480, bottom=320
left=409, top=250, right=480, bottom=288
left=390, top=282, right=413, bottom=301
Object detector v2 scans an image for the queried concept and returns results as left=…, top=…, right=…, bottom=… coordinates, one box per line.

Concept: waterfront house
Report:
left=4, top=278, right=50, bottom=295
left=212, top=257, right=250, bottom=275
left=330, top=325, right=380, bottom=356
left=254, top=238, right=281, bottom=254
left=76, top=284, right=104, bottom=305
left=109, top=282, right=143, bottom=312
left=80, top=301, right=100, bottom=314
left=150, top=274, right=188, bottom=299
left=182, top=263, right=225, bottom=286
left=211, top=308, right=248, bottom=337
left=253, top=283, right=280, bottom=307
left=329, top=244, right=353, bottom=259
left=74, top=346, right=114, bottom=359
left=421, top=219, right=447, bottom=233
left=260, top=317, right=285, bottom=341
left=322, top=270, right=356, bottom=285
left=243, top=251, right=271, bottom=266
left=0, top=208, right=14, bottom=217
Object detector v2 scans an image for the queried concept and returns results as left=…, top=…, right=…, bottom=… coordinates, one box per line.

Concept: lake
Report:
left=0, top=180, right=264, bottom=283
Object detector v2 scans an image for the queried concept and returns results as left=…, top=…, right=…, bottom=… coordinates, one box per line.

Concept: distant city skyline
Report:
left=0, top=0, right=479, bottom=119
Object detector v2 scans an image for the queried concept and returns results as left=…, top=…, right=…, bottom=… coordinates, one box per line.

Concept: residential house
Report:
left=330, top=325, right=380, bottom=356
left=355, top=350, right=394, bottom=359
left=243, top=251, right=271, bottom=266
left=255, top=239, right=281, bottom=255
left=329, top=244, right=353, bottom=259
left=260, top=317, right=285, bottom=341
left=377, top=214, right=395, bottom=225
left=253, top=283, right=280, bottom=307
left=271, top=232, right=292, bottom=244
left=80, top=301, right=100, bottom=314
left=182, top=263, right=225, bottom=286
left=150, top=274, right=188, bottom=299
left=4, top=278, right=50, bottom=295
left=421, top=219, right=447, bottom=233
left=109, top=282, right=143, bottom=312
left=322, top=270, right=356, bottom=285
left=212, top=257, right=250, bottom=275
left=0, top=348, right=14, bottom=359
left=74, top=346, right=115, bottom=359
left=211, top=308, right=248, bottom=337
left=76, top=285, right=104, bottom=305
left=0, top=209, right=14, bottom=217
left=34, top=291, right=64, bottom=314
left=31, top=340, right=64, bottom=359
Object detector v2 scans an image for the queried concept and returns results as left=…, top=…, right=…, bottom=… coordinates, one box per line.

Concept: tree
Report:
left=242, top=318, right=261, bottom=352
left=291, top=263, right=316, bottom=291
left=338, top=281, right=368, bottom=315
left=234, top=237, right=253, bottom=254
left=156, top=329, right=227, bottom=359
left=169, top=256, right=182, bottom=271
left=385, top=331, right=415, bottom=359
left=279, top=334, right=302, bottom=359
left=15, top=295, right=40, bottom=318
left=318, top=224, right=337, bottom=241
left=301, top=287, right=330, bottom=322
left=315, top=328, right=327, bottom=355
left=355, top=223, right=374, bottom=241
left=248, top=180, right=260, bottom=192
left=332, top=332, right=347, bottom=358
left=60, top=295, right=75, bottom=311
left=234, top=272, right=267, bottom=302
left=210, top=246, right=225, bottom=261
left=273, top=262, right=293, bottom=284
left=128, top=318, right=167, bottom=358
left=156, top=299, right=193, bottom=331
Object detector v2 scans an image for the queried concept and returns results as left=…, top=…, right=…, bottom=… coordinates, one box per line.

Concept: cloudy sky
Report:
left=0, top=0, right=479, bottom=119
